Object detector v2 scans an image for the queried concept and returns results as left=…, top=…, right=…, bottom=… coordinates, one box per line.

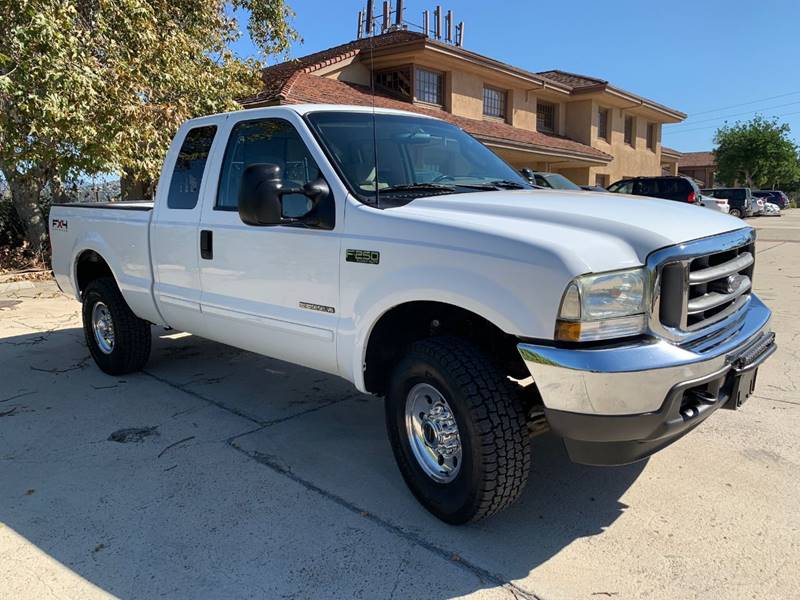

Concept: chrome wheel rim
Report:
left=91, top=302, right=115, bottom=354
left=404, top=383, right=462, bottom=483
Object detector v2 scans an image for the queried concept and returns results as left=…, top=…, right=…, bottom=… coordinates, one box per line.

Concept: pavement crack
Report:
left=227, top=441, right=543, bottom=600
left=141, top=369, right=266, bottom=426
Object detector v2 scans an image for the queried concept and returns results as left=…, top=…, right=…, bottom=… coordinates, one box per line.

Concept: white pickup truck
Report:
left=50, top=105, right=776, bottom=524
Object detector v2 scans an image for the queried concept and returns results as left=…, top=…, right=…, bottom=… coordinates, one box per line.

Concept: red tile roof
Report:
left=244, top=30, right=426, bottom=105
left=537, top=70, right=607, bottom=89
left=275, top=73, right=611, bottom=162
left=678, top=151, right=716, bottom=168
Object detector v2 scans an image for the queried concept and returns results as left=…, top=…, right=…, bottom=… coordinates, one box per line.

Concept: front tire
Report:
left=729, top=208, right=742, bottom=218
left=82, top=277, right=151, bottom=375
left=385, top=337, right=530, bottom=524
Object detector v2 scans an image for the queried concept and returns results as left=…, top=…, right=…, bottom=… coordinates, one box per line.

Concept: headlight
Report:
left=556, top=268, right=647, bottom=342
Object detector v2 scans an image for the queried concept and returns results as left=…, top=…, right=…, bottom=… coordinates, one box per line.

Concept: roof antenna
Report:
left=365, top=0, right=380, bottom=208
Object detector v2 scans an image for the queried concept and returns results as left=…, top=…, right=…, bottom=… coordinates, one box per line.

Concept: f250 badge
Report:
left=51, top=218, right=68, bottom=232
left=346, top=249, right=380, bottom=265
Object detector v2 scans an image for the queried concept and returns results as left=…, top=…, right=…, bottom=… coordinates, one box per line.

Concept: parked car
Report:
left=699, top=194, right=730, bottom=214
left=606, top=175, right=702, bottom=205
left=753, top=190, right=788, bottom=209
left=520, top=169, right=582, bottom=190
left=49, top=105, right=776, bottom=524
left=762, top=202, right=782, bottom=216
left=702, top=188, right=754, bottom=219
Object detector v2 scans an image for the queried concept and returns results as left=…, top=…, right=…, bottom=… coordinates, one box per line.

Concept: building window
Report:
left=375, top=66, right=413, bottom=100
left=483, top=86, right=507, bottom=119
left=597, top=107, right=609, bottom=141
left=595, top=173, right=609, bottom=188
left=624, top=115, right=635, bottom=146
left=647, top=122, right=657, bottom=150
left=415, top=67, right=443, bottom=105
left=537, top=101, right=556, bottom=133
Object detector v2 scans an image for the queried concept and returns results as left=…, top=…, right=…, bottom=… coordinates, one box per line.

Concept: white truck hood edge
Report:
left=391, top=189, right=748, bottom=273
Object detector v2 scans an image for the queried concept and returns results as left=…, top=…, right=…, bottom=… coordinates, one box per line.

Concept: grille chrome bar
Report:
left=687, top=278, right=751, bottom=314
left=689, top=252, right=754, bottom=285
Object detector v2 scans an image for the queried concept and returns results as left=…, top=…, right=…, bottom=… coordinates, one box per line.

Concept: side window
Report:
left=167, top=126, right=217, bottom=209
left=534, top=174, right=550, bottom=188
left=608, top=180, right=633, bottom=194
left=216, top=118, right=321, bottom=217
left=636, top=179, right=658, bottom=196
left=656, top=179, right=680, bottom=195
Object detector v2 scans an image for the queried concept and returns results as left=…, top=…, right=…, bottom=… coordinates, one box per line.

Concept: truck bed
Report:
left=49, top=201, right=162, bottom=325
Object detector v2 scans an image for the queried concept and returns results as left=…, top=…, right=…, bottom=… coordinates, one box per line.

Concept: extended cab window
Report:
left=167, top=126, right=217, bottom=209
left=217, top=118, right=321, bottom=217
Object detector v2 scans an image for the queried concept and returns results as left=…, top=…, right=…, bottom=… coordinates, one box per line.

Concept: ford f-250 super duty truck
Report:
left=50, top=105, right=776, bottom=524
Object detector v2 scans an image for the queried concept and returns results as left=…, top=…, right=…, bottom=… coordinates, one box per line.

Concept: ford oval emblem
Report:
left=726, top=274, right=746, bottom=294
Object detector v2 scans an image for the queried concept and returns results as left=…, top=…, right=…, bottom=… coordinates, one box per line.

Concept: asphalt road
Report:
left=1, top=210, right=798, bottom=599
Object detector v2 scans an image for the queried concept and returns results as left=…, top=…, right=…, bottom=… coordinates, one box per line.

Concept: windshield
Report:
left=305, top=111, right=530, bottom=204
left=540, top=173, right=581, bottom=190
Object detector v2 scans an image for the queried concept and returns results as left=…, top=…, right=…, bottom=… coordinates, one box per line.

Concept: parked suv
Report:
left=753, top=190, right=788, bottom=209
left=702, top=188, right=754, bottom=219
left=607, top=176, right=702, bottom=204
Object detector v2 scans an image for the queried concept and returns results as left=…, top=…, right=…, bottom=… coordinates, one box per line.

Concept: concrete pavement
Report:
left=1, top=210, right=798, bottom=599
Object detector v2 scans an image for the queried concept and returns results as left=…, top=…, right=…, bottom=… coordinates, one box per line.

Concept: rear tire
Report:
left=729, top=208, right=742, bottom=218
left=82, top=277, right=151, bottom=375
left=385, top=336, right=530, bottom=524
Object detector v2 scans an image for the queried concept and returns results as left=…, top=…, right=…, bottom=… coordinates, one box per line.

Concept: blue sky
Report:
left=229, top=0, right=800, bottom=152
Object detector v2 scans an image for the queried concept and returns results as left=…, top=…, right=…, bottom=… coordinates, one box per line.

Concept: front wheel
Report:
left=385, top=337, right=530, bottom=524
left=729, top=208, right=742, bottom=218
left=82, top=277, right=151, bottom=375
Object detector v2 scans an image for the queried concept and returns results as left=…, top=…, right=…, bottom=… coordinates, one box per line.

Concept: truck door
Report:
left=196, top=113, right=341, bottom=375
left=151, top=121, right=219, bottom=333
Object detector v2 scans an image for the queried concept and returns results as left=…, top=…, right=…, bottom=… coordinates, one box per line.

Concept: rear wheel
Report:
left=385, top=337, right=530, bottom=524
left=729, top=207, right=742, bottom=218
left=82, top=277, right=151, bottom=375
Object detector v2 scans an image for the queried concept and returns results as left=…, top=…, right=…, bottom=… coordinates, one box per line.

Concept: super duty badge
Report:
left=346, top=249, right=380, bottom=265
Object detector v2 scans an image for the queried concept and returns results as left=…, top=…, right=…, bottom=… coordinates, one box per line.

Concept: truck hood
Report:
left=393, top=189, right=748, bottom=272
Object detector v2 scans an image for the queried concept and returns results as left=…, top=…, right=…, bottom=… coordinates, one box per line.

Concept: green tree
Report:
left=0, top=0, right=297, bottom=257
left=713, top=116, right=800, bottom=189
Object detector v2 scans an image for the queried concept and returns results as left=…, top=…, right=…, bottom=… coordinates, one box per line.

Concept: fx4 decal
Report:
left=51, top=218, right=68, bottom=231
left=346, top=249, right=380, bottom=265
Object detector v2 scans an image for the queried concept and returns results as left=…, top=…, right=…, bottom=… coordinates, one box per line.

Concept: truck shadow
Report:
left=0, top=326, right=646, bottom=598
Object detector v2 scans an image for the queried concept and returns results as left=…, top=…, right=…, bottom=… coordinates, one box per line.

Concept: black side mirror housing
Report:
left=239, top=164, right=284, bottom=226
left=238, top=163, right=332, bottom=228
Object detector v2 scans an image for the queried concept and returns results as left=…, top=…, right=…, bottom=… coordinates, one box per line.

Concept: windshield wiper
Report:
left=380, top=183, right=456, bottom=193
left=489, top=180, right=528, bottom=189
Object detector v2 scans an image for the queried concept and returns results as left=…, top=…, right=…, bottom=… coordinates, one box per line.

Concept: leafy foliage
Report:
left=713, top=116, right=800, bottom=188
left=0, top=0, right=297, bottom=255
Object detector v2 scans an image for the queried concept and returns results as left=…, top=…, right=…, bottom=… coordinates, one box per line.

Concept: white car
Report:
left=699, top=194, right=730, bottom=214
left=49, top=105, right=777, bottom=524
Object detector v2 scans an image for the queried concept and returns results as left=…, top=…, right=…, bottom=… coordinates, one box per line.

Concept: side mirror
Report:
left=238, top=164, right=284, bottom=226
left=238, top=163, right=331, bottom=227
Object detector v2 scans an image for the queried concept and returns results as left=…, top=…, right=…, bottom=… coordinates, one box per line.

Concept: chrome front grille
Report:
left=685, top=243, right=754, bottom=330
left=647, top=228, right=756, bottom=346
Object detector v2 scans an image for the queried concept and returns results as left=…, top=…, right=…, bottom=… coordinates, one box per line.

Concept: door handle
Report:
left=200, top=230, right=213, bottom=260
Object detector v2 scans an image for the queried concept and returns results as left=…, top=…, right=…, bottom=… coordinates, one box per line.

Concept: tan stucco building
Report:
left=243, top=30, right=686, bottom=186
left=677, top=151, right=717, bottom=187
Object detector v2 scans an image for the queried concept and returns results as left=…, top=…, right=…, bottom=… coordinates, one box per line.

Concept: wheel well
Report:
left=363, top=301, right=528, bottom=395
left=76, top=251, right=114, bottom=295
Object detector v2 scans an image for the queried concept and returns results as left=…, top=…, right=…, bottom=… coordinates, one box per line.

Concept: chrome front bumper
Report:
left=517, top=294, right=774, bottom=417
